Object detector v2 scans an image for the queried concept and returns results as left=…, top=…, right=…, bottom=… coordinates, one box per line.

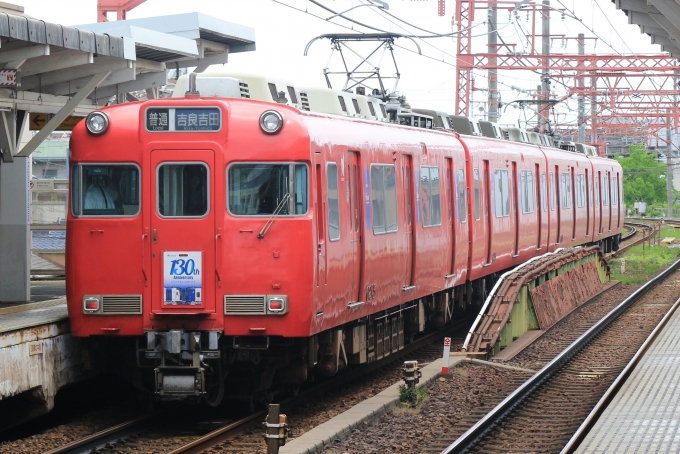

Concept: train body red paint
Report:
left=66, top=95, right=622, bottom=403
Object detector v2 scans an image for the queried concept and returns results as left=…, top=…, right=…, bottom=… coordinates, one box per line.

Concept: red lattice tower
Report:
left=454, top=0, right=474, bottom=115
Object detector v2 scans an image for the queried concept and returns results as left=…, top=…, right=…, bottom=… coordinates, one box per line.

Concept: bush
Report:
left=398, top=384, right=427, bottom=407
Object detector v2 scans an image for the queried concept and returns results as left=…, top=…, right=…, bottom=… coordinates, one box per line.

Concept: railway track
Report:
left=438, top=257, right=680, bottom=454
left=43, top=318, right=472, bottom=454
left=608, top=221, right=655, bottom=258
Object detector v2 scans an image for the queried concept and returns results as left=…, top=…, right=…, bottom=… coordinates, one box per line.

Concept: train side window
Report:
left=560, top=172, right=572, bottom=209
left=540, top=171, right=547, bottom=212
left=72, top=164, right=140, bottom=217
left=473, top=168, right=481, bottom=220
left=327, top=163, right=340, bottom=241
left=286, top=86, right=298, bottom=104
left=494, top=169, right=510, bottom=217
left=380, top=104, right=387, bottom=118
left=520, top=170, right=534, bottom=214
left=457, top=169, right=467, bottom=223
left=228, top=163, right=308, bottom=216
left=370, top=164, right=398, bottom=234
left=550, top=171, right=556, bottom=211
left=158, top=163, right=208, bottom=217
left=420, top=166, right=442, bottom=227
left=268, top=83, right=278, bottom=101
left=338, top=96, right=348, bottom=113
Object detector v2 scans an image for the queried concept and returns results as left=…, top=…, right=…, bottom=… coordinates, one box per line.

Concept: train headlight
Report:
left=85, top=111, right=109, bottom=135
left=260, top=110, right=283, bottom=134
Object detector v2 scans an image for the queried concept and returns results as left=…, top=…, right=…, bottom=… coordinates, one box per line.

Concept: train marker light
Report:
left=83, top=296, right=100, bottom=312
left=85, top=111, right=109, bottom=135
left=260, top=110, right=283, bottom=134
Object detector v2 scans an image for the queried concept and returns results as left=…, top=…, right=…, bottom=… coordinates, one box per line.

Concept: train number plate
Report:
left=163, top=251, right=203, bottom=305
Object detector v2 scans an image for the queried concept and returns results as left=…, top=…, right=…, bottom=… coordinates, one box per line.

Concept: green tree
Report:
left=617, top=146, right=667, bottom=206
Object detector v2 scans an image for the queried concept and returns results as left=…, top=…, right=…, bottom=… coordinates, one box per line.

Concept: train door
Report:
left=571, top=167, right=576, bottom=240
left=315, top=161, right=326, bottom=287
left=554, top=167, right=561, bottom=244
left=535, top=164, right=542, bottom=250
left=607, top=171, right=612, bottom=231
left=598, top=171, right=602, bottom=234
left=445, top=158, right=455, bottom=277
left=484, top=160, right=492, bottom=264
left=150, top=150, right=216, bottom=314
left=512, top=162, right=519, bottom=257
left=347, top=151, right=363, bottom=302
left=402, top=154, right=416, bottom=289
left=585, top=168, right=590, bottom=237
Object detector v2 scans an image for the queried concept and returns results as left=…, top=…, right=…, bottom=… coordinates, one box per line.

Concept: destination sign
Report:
left=145, top=107, right=221, bottom=132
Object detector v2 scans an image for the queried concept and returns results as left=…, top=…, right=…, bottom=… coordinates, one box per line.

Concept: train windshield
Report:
left=228, top=163, right=308, bottom=216
left=157, top=163, right=209, bottom=217
left=72, top=164, right=140, bottom=216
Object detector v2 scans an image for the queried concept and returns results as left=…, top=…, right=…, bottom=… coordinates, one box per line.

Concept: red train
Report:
left=66, top=75, right=623, bottom=405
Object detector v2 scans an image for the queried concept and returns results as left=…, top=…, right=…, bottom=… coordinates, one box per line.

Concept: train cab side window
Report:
left=158, top=163, right=208, bottom=217
left=228, top=163, right=309, bottom=216
left=541, top=172, right=547, bottom=212
left=371, top=164, right=398, bottom=234
left=550, top=171, right=556, bottom=211
left=560, top=173, right=572, bottom=209
left=520, top=170, right=534, bottom=214
left=72, top=164, right=140, bottom=217
left=457, top=169, right=467, bottom=223
left=327, top=163, right=340, bottom=241
left=420, top=166, right=442, bottom=227
left=473, top=169, right=481, bottom=221
left=493, top=169, right=510, bottom=218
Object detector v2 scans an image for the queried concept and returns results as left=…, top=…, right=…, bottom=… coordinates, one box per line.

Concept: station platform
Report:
left=575, top=304, right=680, bottom=453
left=0, top=290, right=94, bottom=431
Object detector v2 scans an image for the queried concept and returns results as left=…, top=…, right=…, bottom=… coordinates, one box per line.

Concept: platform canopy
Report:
left=614, top=0, right=680, bottom=58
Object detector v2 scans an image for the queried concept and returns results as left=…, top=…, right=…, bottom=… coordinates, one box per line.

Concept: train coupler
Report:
left=154, top=366, right=206, bottom=399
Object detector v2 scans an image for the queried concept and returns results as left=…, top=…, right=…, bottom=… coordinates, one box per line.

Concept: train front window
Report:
left=72, top=164, right=140, bottom=217
left=228, top=163, right=308, bottom=216
left=157, top=163, right=209, bottom=217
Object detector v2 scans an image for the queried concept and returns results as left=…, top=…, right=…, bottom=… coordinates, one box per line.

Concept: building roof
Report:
left=614, top=0, right=680, bottom=58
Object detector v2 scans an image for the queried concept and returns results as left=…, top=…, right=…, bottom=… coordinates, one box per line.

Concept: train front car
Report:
left=67, top=96, right=314, bottom=404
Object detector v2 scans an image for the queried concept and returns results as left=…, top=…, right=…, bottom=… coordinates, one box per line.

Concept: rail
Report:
left=441, top=256, right=680, bottom=454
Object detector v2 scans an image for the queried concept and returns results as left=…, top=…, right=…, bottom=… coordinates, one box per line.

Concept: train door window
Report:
left=367, top=102, right=376, bottom=117
left=520, top=170, right=534, bottom=214
left=286, top=86, right=298, bottom=104
left=541, top=171, right=547, bottom=212
left=338, top=96, right=348, bottom=113
left=72, top=164, right=140, bottom=217
left=493, top=169, right=510, bottom=218
left=602, top=174, right=609, bottom=206
left=473, top=168, right=481, bottom=220
left=351, top=99, right=361, bottom=115
left=370, top=164, right=398, bottom=234
left=157, top=163, right=208, bottom=217
left=613, top=174, right=619, bottom=205
left=403, top=163, right=412, bottom=227
left=560, top=173, right=571, bottom=209
left=550, top=172, right=556, bottom=211
left=420, top=166, right=442, bottom=227
left=327, top=163, right=340, bottom=241
left=228, top=163, right=308, bottom=216
left=352, top=164, right=360, bottom=231
left=445, top=165, right=453, bottom=221
left=575, top=174, right=585, bottom=208
left=457, top=169, right=467, bottom=223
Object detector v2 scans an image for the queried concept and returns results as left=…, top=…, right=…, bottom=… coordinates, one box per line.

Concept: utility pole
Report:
left=667, top=109, right=673, bottom=218
left=488, top=1, right=498, bottom=123
left=540, top=0, right=550, bottom=133
left=577, top=33, right=585, bottom=143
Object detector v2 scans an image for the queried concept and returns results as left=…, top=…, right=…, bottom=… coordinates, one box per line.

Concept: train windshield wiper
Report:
left=258, top=193, right=290, bottom=239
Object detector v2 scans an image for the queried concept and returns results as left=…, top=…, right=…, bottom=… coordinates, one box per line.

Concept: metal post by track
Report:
left=263, top=404, right=290, bottom=454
